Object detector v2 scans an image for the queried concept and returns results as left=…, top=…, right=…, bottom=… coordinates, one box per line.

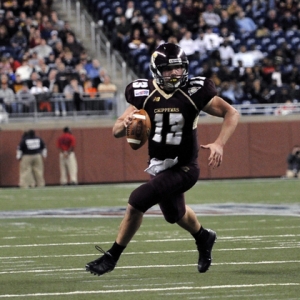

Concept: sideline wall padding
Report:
left=0, top=119, right=299, bottom=187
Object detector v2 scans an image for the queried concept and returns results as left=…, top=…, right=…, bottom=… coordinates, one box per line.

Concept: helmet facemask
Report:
left=156, top=65, right=188, bottom=92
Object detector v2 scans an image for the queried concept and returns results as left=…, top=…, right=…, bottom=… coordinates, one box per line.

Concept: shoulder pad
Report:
left=187, top=76, right=206, bottom=88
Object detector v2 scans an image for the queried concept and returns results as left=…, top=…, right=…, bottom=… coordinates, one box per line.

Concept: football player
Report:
left=86, top=43, right=239, bottom=276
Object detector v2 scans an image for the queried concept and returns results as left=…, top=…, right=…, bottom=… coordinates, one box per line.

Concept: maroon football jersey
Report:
left=125, top=77, right=217, bottom=165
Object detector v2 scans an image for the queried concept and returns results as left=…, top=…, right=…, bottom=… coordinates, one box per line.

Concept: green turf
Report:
left=0, top=179, right=299, bottom=299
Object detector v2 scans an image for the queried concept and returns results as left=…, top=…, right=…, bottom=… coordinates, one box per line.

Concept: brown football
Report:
left=126, top=109, right=151, bottom=150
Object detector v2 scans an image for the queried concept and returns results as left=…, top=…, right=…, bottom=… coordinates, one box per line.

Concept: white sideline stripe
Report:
left=0, top=261, right=299, bottom=275
left=1, top=245, right=300, bottom=260
left=0, top=234, right=299, bottom=248
left=0, top=283, right=298, bottom=298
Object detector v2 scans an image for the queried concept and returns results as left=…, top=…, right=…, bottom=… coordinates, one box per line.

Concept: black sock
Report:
left=192, top=226, right=209, bottom=242
left=107, top=242, right=126, bottom=261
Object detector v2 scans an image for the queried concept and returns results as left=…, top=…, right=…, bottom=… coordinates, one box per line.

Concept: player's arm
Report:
left=201, top=96, right=240, bottom=168
left=112, top=105, right=138, bottom=138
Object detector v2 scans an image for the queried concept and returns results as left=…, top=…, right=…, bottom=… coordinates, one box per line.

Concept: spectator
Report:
left=5, top=17, right=18, bottom=37
left=23, top=0, right=38, bottom=17
left=279, top=10, right=297, bottom=31
left=232, top=45, right=256, bottom=68
left=127, top=28, right=148, bottom=54
left=30, top=78, right=51, bottom=112
left=27, top=51, right=40, bottom=68
left=220, top=81, right=237, bottom=104
left=92, top=68, right=107, bottom=89
left=58, top=21, right=75, bottom=44
left=171, top=5, right=186, bottom=27
left=112, top=15, right=131, bottom=53
left=235, top=11, right=257, bottom=34
left=158, top=8, right=169, bottom=25
left=57, top=126, right=78, bottom=185
left=62, top=50, right=77, bottom=72
left=50, top=10, right=64, bottom=31
left=84, top=59, right=101, bottom=80
left=219, top=9, right=237, bottom=33
left=64, top=33, right=84, bottom=58
left=179, top=31, right=197, bottom=61
left=97, top=74, right=117, bottom=113
left=0, top=24, right=10, bottom=49
left=30, top=38, right=53, bottom=59
left=15, top=57, right=33, bottom=81
left=0, top=76, right=16, bottom=113
left=52, top=83, right=67, bottom=116
left=181, top=0, right=199, bottom=33
left=53, top=40, right=64, bottom=58
left=44, top=68, right=57, bottom=91
left=27, top=71, right=40, bottom=89
left=10, top=29, right=27, bottom=60
left=202, top=26, right=223, bottom=52
left=12, top=74, right=24, bottom=93
left=39, top=0, right=52, bottom=17
left=40, top=19, right=53, bottom=40
left=63, top=77, right=84, bottom=111
left=249, top=44, right=264, bottom=65
left=219, top=40, right=235, bottom=66
left=83, top=78, right=98, bottom=110
left=16, top=129, right=47, bottom=188
left=8, top=54, right=21, bottom=72
left=28, top=25, right=41, bottom=49
left=202, top=4, right=221, bottom=29
left=219, top=26, right=235, bottom=45
left=47, top=30, right=62, bottom=48
left=35, top=58, right=50, bottom=82
left=264, top=9, right=278, bottom=31
left=55, top=61, right=69, bottom=92
left=227, top=0, right=242, bottom=19
left=16, top=82, right=36, bottom=113
left=124, top=0, right=135, bottom=20
left=194, top=30, right=207, bottom=59
left=44, top=51, right=56, bottom=69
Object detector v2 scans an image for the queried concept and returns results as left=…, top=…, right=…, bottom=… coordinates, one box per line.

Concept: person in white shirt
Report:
left=30, top=79, right=52, bottom=112
left=219, top=40, right=235, bottom=66
left=202, top=26, right=223, bottom=52
left=30, top=38, right=53, bottom=59
left=179, top=31, right=197, bottom=60
left=232, top=45, right=255, bottom=68
left=194, top=30, right=207, bottom=58
left=15, top=58, right=33, bottom=81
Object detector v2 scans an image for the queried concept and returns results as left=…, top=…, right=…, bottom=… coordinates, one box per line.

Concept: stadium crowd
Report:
left=84, top=0, right=300, bottom=111
left=0, top=0, right=300, bottom=119
left=0, top=0, right=116, bottom=118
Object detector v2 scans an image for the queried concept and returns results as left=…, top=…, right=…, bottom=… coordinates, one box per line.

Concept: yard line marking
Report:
left=0, top=234, right=299, bottom=248
left=1, top=245, right=300, bottom=260
left=0, top=283, right=299, bottom=297
left=0, top=261, right=299, bottom=274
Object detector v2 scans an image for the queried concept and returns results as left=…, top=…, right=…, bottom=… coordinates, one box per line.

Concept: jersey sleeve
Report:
left=125, top=79, right=151, bottom=109
left=189, top=77, right=218, bottom=111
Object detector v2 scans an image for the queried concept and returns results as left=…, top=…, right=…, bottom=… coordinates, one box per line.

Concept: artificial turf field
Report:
left=0, top=179, right=299, bottom=300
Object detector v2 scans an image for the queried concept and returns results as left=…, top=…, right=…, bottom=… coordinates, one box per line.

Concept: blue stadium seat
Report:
left=267, top=44, right=277, bottom=53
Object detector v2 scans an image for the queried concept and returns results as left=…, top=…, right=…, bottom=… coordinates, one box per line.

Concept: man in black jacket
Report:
left=16, top=129, right=47, bottom=188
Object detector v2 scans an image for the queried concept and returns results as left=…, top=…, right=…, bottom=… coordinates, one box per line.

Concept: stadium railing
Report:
left=1, top=94, right=299, bottom=124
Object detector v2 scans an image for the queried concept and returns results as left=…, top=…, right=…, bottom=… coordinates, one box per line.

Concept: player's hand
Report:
left=123, top=109, right=139, bottom=128
left=200, top=143, right=223, bottom=169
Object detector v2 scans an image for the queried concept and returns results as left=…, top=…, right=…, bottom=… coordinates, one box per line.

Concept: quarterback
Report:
left=86, top=43, right=239, bottom=276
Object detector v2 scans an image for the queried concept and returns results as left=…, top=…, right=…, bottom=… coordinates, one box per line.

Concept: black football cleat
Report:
left=196, top=229, right=217, bottom=273
left=85, top=245, right=116, bottom=276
